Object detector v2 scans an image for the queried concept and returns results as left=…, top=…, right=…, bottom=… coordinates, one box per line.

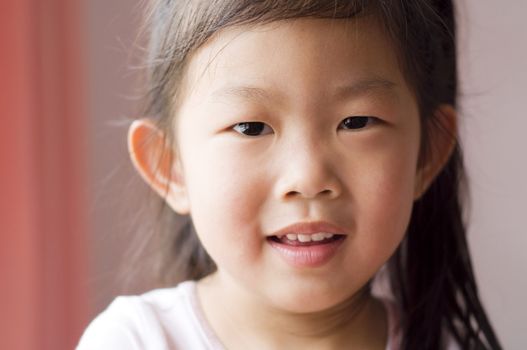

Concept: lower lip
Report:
left=267, top=237, right=346, bottom=268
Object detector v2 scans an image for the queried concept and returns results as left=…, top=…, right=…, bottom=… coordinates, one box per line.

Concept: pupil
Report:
left=239, top=122, right=264, bottom=136
left=344, top=117, right=369, bottom=129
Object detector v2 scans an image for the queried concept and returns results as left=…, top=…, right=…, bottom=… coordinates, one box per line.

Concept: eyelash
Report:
left=232, top=116, right=378, bottom=137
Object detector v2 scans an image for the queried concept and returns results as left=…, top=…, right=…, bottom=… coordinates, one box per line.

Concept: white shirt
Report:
left=77, top=281, right=406, bottom=349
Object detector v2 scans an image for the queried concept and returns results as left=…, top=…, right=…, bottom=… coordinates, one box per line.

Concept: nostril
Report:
left=284, top=188, right=335, bottom=200
left=285, top=190, right=300, bottom=197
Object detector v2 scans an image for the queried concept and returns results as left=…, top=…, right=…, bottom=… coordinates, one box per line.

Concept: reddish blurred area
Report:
left=0, top=1, right=89, bottom=349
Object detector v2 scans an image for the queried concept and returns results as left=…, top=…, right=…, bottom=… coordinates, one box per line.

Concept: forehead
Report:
left=182, top=16, right=408, bottom=106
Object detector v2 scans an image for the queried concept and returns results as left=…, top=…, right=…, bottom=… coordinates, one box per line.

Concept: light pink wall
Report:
left=81, top=0, right=148, bottom=315
left=458, top=1, right=527, bottom=348
left=83, top=1, right=526, bottom=348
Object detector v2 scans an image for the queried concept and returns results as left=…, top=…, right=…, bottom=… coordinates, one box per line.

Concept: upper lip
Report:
left=269, top=221, right=348, bottom=237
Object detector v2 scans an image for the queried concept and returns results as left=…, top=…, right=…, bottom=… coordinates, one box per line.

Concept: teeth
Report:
left=297, top=234, right=311, bottom=242
left=280, top=233, right=336, bottom=242
left=311, top=233, right=326, bottom=241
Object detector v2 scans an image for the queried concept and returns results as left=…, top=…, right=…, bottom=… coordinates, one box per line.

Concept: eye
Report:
left=232, top=122, right=273, bottom=136
left=339, top=116, right=378, bottom=131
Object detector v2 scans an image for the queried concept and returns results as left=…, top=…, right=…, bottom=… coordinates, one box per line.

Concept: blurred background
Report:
left=1, top=0, right=525, bottom=349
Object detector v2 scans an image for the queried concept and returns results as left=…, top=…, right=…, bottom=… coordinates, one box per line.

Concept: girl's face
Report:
left=174, top=17, right=421, bottom=312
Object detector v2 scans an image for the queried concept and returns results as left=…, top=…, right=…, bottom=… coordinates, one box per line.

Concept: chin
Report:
left=266, top=282, right=357, bottom=314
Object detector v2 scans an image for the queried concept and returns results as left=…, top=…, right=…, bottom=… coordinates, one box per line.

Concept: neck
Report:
left=197, top=272, right=387, bottom=350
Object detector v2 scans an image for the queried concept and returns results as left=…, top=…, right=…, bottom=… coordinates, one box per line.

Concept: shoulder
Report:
left=76, top=281, right=201, bottom=350
left=76, top=294, right=147, bottom=349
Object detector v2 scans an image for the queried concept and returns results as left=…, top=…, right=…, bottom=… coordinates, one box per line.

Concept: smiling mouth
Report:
left=266, top=233, right=346, bottom=268
left=267, top=234, right=346, bottom=246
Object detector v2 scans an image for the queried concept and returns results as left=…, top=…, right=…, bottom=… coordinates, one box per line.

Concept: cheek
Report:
left=181, top=144, right=268, bottom=263
left=350, top=136, right=419, bottom=262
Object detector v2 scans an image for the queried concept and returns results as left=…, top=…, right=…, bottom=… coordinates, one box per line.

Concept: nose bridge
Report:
left=291, top=128, right=326, bottom=165
left=275, top=127, right=342, bottom=200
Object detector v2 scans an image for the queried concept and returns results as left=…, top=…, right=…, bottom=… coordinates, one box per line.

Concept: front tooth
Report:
left=297, top=234, right=312, bottom=242
left=323, top=233, right=335, bottom=239
left=286, top=233, right=298, bottom=240
left=311, top=233, right=326, bottom=241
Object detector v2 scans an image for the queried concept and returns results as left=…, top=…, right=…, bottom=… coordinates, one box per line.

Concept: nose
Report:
left=274, top=137, right=343, bottom=201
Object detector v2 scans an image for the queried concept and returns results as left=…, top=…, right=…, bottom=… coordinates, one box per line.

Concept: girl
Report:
left=78, top=1, right=502, bottom=349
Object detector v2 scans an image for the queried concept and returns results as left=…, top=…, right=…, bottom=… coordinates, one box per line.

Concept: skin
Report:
left=128, top=17, right=457, bottom=350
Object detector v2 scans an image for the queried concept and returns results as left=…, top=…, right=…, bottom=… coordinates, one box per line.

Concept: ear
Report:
left=127, top=119, right=190, bottom=215
left=414, top=104, right=457, bottom=200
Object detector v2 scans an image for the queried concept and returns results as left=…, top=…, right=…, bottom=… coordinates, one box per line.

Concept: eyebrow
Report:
left=210, top=77, right=399, bottom=103
left=334, top=77, right=398, bottom=100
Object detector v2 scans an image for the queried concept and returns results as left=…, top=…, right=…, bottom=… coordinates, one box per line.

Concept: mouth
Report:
left=267, top=233, right=346, bottom=246
left=266, top=233, right=347, bottom=268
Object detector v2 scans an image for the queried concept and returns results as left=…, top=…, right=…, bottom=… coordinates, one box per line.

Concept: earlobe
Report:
left=414, top=104, right=457, bottom=201
left=127, top=119, right=190, bottom=215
